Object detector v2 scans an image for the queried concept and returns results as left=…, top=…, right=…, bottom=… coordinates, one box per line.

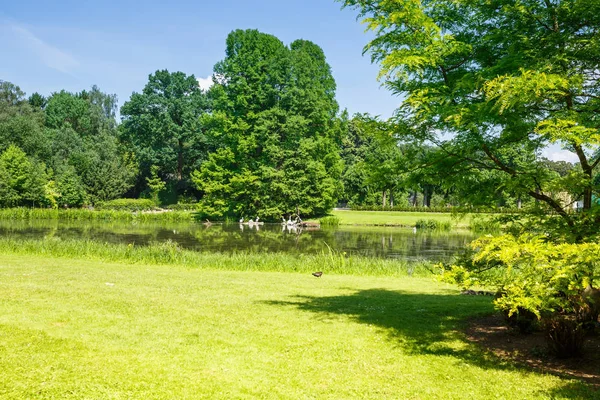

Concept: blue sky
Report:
left=0, top=0, right=399, bottom=118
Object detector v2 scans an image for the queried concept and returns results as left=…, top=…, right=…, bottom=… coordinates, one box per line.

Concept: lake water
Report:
left=0, top=220, right=478, bottom=262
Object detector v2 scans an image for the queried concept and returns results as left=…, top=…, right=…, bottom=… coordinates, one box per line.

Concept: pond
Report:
left=0, top=220, right=478, bottom=262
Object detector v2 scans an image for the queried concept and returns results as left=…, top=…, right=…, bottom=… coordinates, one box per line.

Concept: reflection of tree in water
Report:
left=0, top=221, right=478, bottom=262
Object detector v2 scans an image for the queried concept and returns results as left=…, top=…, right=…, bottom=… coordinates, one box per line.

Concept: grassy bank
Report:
left=0, top=254, right=592, bottom=399
left=327, top=210, right=472, bottom=228
left=0, top=208, right=195, bottom=222
left=0, top=238, right=432, bottom=277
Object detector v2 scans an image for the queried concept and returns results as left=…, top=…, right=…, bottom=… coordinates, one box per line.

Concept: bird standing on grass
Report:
left=312, top=271, right=323, bottom=278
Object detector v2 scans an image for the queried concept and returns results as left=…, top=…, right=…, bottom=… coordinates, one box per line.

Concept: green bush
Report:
left=96, top=199, right=156, bottom=212
left=319, top=216, right=340, bottom=227
left=0, top=208, right=194, bottom=222
left=441, top=234, right=600, bottom=357
left=165, top=203, right=198, bottom=211
left=414, top=219, right=452, bottom=231
left=469, top=217, right=502, bottom=233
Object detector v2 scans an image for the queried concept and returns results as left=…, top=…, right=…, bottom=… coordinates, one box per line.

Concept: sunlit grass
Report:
left=0, top=208, right=194, bottom=222
left=328, top=210, right=473, bottom=228
left=0, top=237, right=432, bottom=277
left=0, top=254, right=593, bottom=399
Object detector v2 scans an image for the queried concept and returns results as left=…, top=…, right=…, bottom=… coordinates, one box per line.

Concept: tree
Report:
left=0, top=145, right=47, bottom=207
left=339, top=0, right=600, bottom=240
left=0, top=81, right=50, bottom=160
left=45, top=87, right=135, bottom=204
left=193, top=29, right=342, bottom=220
left=120, top=70, right=210, bottom=196
left=56, top=165, right=87, bottom=208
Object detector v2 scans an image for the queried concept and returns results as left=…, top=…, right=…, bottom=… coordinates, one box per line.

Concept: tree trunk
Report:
left=423, top=186, right=432, bottom=208
left=517, top=197, right=522, bottom=209
left=382, top=191, right=387, bottom=208
left=390, top=191, right=394, bottom=207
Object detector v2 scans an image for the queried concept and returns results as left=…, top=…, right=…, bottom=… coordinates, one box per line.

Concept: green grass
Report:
left=0, top=237, right=432, bottom=277
left=0, top=208, right=194, bottom=222
left=326, top=210, right=472, bottom=228
left=0, top=254, right=593, bottom=399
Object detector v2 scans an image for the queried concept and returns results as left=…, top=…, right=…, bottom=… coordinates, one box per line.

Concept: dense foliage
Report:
left=339, top=0, right=600, bottom=356
left=192, top=30, right=343, bottom=220
left=339, top=0, right=600, bottom=239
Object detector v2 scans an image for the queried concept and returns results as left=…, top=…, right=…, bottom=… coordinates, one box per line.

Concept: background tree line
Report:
left=0, top=27, right=582, bottom=219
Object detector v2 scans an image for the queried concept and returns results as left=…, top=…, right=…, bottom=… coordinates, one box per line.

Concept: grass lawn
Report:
left=0, top=254, right=593, bottom=399
left=329, top=210, right=472, bottom=228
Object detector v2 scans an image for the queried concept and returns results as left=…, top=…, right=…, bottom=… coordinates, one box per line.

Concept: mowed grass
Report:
left=329, top=210, right=472, bottom=228
left=0, top=254, right=594, bottom=399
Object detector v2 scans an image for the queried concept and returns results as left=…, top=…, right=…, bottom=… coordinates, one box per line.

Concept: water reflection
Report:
left=0, top=220, right=478, bottom=262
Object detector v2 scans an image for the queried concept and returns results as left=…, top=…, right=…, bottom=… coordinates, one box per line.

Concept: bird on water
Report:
left=312, top=271, right=323, bottom=278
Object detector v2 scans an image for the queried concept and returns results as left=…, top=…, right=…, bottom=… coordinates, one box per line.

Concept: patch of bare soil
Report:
left=465, top=314, right=600, bottom=387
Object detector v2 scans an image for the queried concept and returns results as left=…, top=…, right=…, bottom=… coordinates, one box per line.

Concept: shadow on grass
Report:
left=265, top=288, right=595, bottom=398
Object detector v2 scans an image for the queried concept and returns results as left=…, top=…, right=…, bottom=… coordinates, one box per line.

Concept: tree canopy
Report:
left=339, top=0, right=600, bottom=239
left=193, top=29, right=343, bottom=220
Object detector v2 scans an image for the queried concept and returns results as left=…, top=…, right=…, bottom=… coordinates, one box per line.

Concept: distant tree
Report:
left=120, top=70, right=211, bottom=196
left=45, top=88, right=135, bottom=204
left=56, top=165, right=87, bottom=208
left=0, top=145, right=48, bottom=207
left=0, top=81, right=50, bottom=160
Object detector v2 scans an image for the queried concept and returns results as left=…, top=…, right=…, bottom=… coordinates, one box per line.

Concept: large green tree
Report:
left=0, top=81, right=49, bottom=160
left=193, top=30, right=342, bottom=220
left=339, top=0, right=600, bottom=240
left=45, top=88, right=135, bottom=204
left=120, top=70, right=210, bottom=197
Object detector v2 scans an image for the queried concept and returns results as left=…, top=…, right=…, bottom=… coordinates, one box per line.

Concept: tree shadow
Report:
left=264, top=288, right=596, bottom=397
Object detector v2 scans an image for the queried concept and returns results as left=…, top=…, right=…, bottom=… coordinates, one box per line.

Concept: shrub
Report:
left=469, top=217, right=502, bottom=233
left=415, top=219, right=452, bottom=231
left=165, top=203, right=198, bottom=211
left=441, top=234, right=600, bottom=357
left=319, top=216, right=340, bottom=227
left=96, top=199, right=156, bottom=212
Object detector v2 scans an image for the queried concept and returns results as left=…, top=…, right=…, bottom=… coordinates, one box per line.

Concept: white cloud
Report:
left=9, top=23, right=79, bottom=73
left=197, top=75, right=214, bottom=91
left=541, top=148, right=580, bottom=163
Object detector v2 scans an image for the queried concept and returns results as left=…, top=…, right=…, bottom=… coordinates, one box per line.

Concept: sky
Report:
left=0, top=0, right=398, bottom=118
left=0, top=0, right=577, bottom=162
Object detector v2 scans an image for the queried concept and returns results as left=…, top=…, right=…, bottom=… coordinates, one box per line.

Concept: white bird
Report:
left=413, top=227, right=417, bottom=234
left=255, top=217, right=260, bottom=223
left=239, top=217, right=244, bottom=224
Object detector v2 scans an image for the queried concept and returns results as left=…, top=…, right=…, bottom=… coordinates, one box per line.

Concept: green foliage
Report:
left=0, top=145, right=48, bottom=207
left=319, top=216, right=340, bottom=227
left=414, top=219, right=451, bottom=231
left=0, top=208, right=193, bottom=222
left=96, top=199, right=156, bottom=212
left=469, top=216, right=502, bottom=233
left=339, top=0, right=600, bottom=238
left=194, top=30, right=342, bottom=221
left=441, top=234, right=600, bottom=356
left=56, top=166, right=87, bottom=208
left=120, top=70, right=210, bottom=195
left=44, top=180, right=60, bottom=209
left=145, top=165, right=166, bottom=205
